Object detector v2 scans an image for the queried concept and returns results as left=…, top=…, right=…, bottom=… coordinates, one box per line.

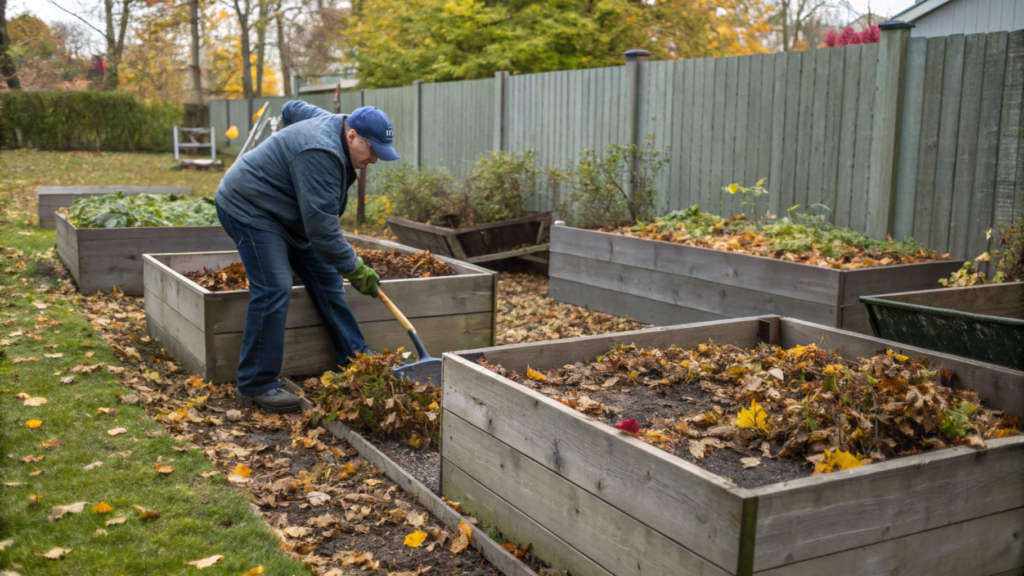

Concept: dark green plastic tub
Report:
left=860, top=282, right=1024, bottom=371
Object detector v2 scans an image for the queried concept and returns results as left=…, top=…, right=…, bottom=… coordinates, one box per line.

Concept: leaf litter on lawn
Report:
left=479, top=341, right=1020, bottom=487
left=73, top=284, right=500, bottom=575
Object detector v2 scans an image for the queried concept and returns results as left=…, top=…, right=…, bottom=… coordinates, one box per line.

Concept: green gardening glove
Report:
left=344, top=257, right=380, bottom=298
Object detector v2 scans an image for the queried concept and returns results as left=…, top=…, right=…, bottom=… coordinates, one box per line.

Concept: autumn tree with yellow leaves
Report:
left=344, top=0, right=772, bottom=89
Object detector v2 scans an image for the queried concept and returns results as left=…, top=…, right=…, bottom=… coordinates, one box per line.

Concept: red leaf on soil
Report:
left=615, top=419, right=640, bottom=434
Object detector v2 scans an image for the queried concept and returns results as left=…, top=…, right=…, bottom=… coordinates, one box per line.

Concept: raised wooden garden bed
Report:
left=441, top=316, right=1024, bottom=576
left=55, top=212, right=233, bottom=296
left=386, top=212, right=551, bottom=268
left=548, top=225, right=964, bottom=335
left=37, top=186, right=191, bottom=229
left=143, top=234, right=497, bottom=383
left=862, top=282, right=1024, bottom=371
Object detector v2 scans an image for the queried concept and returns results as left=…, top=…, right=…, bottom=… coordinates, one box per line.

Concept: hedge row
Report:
left=0, top=91, right=183, bottom=152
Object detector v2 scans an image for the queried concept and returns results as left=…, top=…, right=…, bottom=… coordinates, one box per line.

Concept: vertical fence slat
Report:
left=700, top=59, right=716, bottom=212
left=768, top=53, right=787, bottom=217
left=744, top=54, right=763, bottom=199
left=760, top=53, right=778, bottom=215
left=669, top=61, right=688, bottom=212
left=968, top=31, right=1009, bottom=262
left=913, top=36, right=949, bottom=247
left=893, top=37, right=929, bottom=240
left=1002, top=31, right=1024, bottom=227
left=794, top=50, right=817, bottom=210
left=950, top=33, right=989, bottom=258
left=690, top=59, right=706, bottom=210
left=735, top=55, right=751, bottom=199
left=932, top=34, right=967, bottom=252
left=836, top=45, right=863, bottom=229
left=721, top=57, right=739, bottom=215
left=807, top=48, right=830, bottom=211
left=780, top=52, right=803, bottom=218
left=822, top=47, right=846, bottom=220
left=851, top=43, right=879, bottom=233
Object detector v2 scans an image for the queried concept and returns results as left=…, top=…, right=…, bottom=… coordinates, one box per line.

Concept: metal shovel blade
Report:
left=391, top=328, right=442, bottom=386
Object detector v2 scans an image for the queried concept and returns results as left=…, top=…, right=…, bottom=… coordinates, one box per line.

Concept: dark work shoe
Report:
left=235, top=386, right=303, bottom=414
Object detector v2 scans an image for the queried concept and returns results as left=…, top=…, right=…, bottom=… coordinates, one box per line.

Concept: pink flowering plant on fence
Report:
left=823, top=24, right=881, bottom=47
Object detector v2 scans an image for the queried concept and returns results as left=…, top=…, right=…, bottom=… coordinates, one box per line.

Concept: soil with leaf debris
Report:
left=605, top=207, right=950, bottom=269
left=479, top=341, right=1019, bottom=488
left=67, top=285, right=499, bottom=575
left=496, top=273, right=648, bottom=344
left=184, top=249, right=455, bottom=291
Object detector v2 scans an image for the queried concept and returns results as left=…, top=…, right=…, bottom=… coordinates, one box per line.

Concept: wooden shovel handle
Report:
left=378, top=289, right=416, bottom=333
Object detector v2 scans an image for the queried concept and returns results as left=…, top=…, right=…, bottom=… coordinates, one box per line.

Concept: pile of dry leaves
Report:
left=605, top=211, right=948, bottom=269
left=306, top=351, right=441, bottom=450
left=496, top=273, right=647, bottom=344
left=184, top=250, right=454, bottom=291
left=481, top=341, right=1018, bottom=481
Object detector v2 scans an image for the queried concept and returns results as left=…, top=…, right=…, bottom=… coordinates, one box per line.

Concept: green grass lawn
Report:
left=0, top=152, right=307, bottom=575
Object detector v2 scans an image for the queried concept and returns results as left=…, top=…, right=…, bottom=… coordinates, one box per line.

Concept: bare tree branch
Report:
left=43, top=0, right=110, bottom=41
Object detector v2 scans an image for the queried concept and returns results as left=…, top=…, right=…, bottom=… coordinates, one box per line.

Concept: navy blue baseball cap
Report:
left=348, top=106, right=400, bottom=161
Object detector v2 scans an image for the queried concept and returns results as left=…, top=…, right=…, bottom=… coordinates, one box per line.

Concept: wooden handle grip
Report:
left=378, top=289, right=415, bottom=333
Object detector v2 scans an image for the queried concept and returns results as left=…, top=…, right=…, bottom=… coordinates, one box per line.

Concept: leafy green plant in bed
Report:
left=63, top=191, right=219, bottom=228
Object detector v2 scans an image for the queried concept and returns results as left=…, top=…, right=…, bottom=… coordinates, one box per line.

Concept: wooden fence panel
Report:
left=420, top=78, right=494, bottom=180
left=835, top=45, right=862, bottom=229
left=996, top=31, right=1024, bottom=234
left=893, top=37, right=929, bottom=241
left=911, top=36, right=948, bottom=248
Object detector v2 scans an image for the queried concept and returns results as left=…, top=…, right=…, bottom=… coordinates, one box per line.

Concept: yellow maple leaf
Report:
left=93, top=501, right=114, bottom=514
left=232, top=464, right=252, bottom=478
left=225, top=126, right=239, bottom=140
left=736, top=400, right=769, bottom=433
left=403, top=530, right=427, bottom=547
left=812, top=449, right=864, bottom=475
left=786, top=343, right=817, bottom=359
left=525, top=366, right=547, bottom=382
left=240, top=567, right=264, bottom=576
left=26, top=419, right=42, bottom=429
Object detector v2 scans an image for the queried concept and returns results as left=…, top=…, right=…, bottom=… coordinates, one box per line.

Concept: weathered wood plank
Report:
left=806, top=48, right=830, bottom=210
left=744, top=54, right=763, bottom=202
left=821, top=47, right=846, bottom=218
left=443, top=356, right=750, bottom=573
left=676, top=60, right=695, bottom=210
left=701, top=58, right=717, bottom=213
left=794, top=50, right=817, bottom=210
left=994, top=31, right=1024, bottom=240
left=755, top=505, right=1024, bottom=575
left=763, top=53, right=781, bottom=214
left=441, top=412, right=733, bottom=576
left=751, top=436, right=1024, bottom=571
left=550, top=252, right=839, bottom=326
left=691, top=59, right=707, bottom=209
left=144, top=287, right=209, bottom=378
left=780, top=52, right=803, bottom=217
left=442, top=460, right=612, bottom=576
left=548, top=278, right=726, bottom=326
left=735, top=55, right=750, bottom=199
left=143, top=255, right=210, bottom=330
left=838, top=259, right=966, bottom=306
left=721, top=56, right=739, bottom=216
left=893, top=36, right=928, bottom=240
left=212, top=311, right=493, bottom=382
left=932, top=34, right=967, bottom=253
left=949, top=33, right=988, bottom=258
left=550, top=226, right=841, bottom=305
left=912, top=36, right=948, bottom=247
left=836, top=45, right=863, bottom=229
left=863, top=282, right=1024, bottom=319
left=968, top=32, right=1009, bottom=264
left=851, top=43, right=879, bottom=233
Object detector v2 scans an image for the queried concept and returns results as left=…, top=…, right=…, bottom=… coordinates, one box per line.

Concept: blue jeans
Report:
left=216, top=204, right=368, bottom=395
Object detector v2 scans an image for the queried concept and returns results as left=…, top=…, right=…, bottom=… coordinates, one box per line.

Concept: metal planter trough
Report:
left=441, top=316, right=1024, bottom=576
left=55, top=212, right=234, bottom=296
left=143, top=234, right=497, bottom=383
left=37, top=186, right=191, bottom=229
left=861, top=282, right=1024, bottom=371
left=386, top=211, right=551, bottom=268
left=548, top=225, right=964, bottom=334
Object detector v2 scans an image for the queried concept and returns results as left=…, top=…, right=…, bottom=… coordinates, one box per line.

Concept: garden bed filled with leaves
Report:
left=441, top=316, right=1024, bottom=575
left=183, top=249, right=455, bottom=291
left=605, top=206, right=948, bottom=269
left=549, top=220, right=963, bottom=334
left=479, top=341, right=1017, bottom=488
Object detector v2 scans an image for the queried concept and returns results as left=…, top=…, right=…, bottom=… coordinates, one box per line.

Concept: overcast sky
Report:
left=17, top=0, right=919, bottom=46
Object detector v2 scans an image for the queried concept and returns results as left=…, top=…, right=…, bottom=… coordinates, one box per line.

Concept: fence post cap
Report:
left=623, top=49, right=651, bottom=63
left=554, top=220, right=566, bottom=226
left=878, top=19, right=915, bottom=30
